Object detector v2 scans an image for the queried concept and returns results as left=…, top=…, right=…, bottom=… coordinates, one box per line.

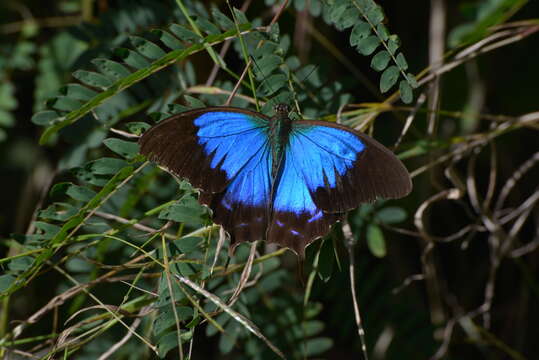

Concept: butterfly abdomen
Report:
left=268, top=110, right=293, bottom=179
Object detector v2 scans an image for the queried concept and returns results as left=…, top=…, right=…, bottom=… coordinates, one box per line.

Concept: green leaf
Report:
left=0, top=275, right=16, bottom=293
left=395, top=53, right=408, bottom=70
left=154, top=305, right=193, bottom=336
left=59, top=84, right=98, bottom=101
left=337, top=6, right=359, bottom=30
left=407, top=72, right=419, bottom=88
left=387, top=35, right=401, bottom=55
left=448, top=0, right=527, bottom=48
left=371, top=50, right=391, bottom=71
left=0, top=110, right=15, bottom=127
left=380, top=65, right=400, bottom=93
left=254, top=54, right=282, bottom=78
left=65, top=257, right=93, bottom=272
left=167, top=103, right=190, bottom=114
left=175, top=237, right=202, bottom=254
left=34, top=221, right=61, bottom=240
left=367, top=224, right=386, bottom=258
left=157, top=330, right=193, bottom=358
left=87, top=157, right=128, bottom=175
left=205, top=313, right=230, bottom=337
left=169, top=24, right=202, bottom=42
left=376, top=23, right=390, bottom=41
left=129, top=36, right=166, bottom=60
left=304, top=337, right=333, bottom=356
left=114, top=48, right=151, bottom=69
left=356, top=35, right=381, bottom=56
left=309, top=0, right=322, bottom=16
left=211, top=8, right=234, bottom=30
left=184, top=95, right=205, bottom=108
left=0, top=82, right=17, bottom=110
left=39, top=202, right=78, bottom=221
left=66, top=184, right=97, bottom=202
left=298, top=320, right=325, bottom=337
left=366, top=5, right=385, bottom=25
left=156, top=275, right=186, bottom=306
left=350, top=21, right=371, bottom=46
left=219, top=323, right=239, bottom=354
left=31, top=111, right=61, bottom=126
left=72, top=167, right=109, bottom=187
left=72, top=70, right=113, bottom=89
left=8, top=256, right=34, bottom=272
left=232, top=8, right=249, bottom=24
left=46, top=96, right=82, bottom=112
left=253, top=41, right=279, bottom=58
left=91, top=58, right=132, bottom=80
left=375, top=206, right=407, bottom=224
left=50, top=182, right=72, bottom=197
left=158, top=197, right=207, bottom=226
left=10, top=41, right=36, bottom=70
left=151, top=29, right=184, bottom=50
left=329, top=2, right=348, bottom=24
left=258, top=74, right=287, bottom=96
left=399, top=80, right=413, bottom=104
left=103, top=138, right=139, bottom=159
left=196, top=17, right=221, bottom=35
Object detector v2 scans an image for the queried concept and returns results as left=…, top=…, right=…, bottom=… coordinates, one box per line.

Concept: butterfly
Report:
left=139, top=104, right=412, bottom=255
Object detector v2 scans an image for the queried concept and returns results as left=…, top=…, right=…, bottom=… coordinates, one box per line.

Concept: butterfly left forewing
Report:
left=139, top=107, right=270, bottom=195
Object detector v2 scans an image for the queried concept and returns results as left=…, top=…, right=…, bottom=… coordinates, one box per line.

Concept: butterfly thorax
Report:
left=269, top=104, right=293, bottom=179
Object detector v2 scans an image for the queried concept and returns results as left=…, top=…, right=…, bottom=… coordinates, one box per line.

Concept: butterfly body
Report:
left=139, top=105, right=412, bottom=255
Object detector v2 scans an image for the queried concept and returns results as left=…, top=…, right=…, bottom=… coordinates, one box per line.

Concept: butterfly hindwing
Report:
left=204, top=138, right=272, bottom=247
left=268, top=142, right=341, bottom=255
left=267, top=120, right=412, bottom=254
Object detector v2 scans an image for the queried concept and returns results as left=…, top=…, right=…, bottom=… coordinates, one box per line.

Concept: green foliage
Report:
left=266, top=0, right=417, bottom=103
left=448, top=0, right=529, bottom=47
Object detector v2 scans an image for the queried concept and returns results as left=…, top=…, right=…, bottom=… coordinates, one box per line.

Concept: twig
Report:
left=342, top=221, right=369, bottom=360
left=97, top=318, right=142, bottom=360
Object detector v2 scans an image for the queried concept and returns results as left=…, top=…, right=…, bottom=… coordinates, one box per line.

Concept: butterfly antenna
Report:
left=292, top=64, right=322, bottom=107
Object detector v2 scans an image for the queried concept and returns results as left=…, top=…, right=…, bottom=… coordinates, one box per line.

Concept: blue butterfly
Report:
left=139, top=104, right=412, bottom=255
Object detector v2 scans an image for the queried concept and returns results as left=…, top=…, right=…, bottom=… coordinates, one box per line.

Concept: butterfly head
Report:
left=274, top=103, right=290, bottom=117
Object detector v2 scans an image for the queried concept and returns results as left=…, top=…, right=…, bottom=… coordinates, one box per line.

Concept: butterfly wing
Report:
left=139, top=107, right=271, bottom=194
left=268, top=121, right=412, bottom=254
left=204, top=140, right=272, bottom=246
left=139, top=108, right=273, bottom=243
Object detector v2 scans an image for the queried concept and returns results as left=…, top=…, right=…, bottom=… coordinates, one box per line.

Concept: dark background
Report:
left=1, top=1, right=538, bottom=359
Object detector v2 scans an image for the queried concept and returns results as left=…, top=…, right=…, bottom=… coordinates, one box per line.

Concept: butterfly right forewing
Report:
left=291, top=121, right=412, bottom=213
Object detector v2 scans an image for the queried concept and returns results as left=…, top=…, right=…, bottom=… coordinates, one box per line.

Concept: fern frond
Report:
left=35, top=23, right=253, bottom=145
